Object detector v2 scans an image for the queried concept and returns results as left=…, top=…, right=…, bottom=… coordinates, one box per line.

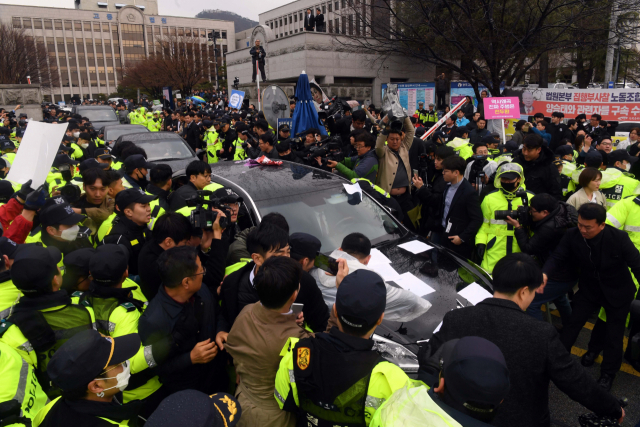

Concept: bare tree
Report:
left=0, top=23, right=58, bottom=88
left=152, top=34, right=209, bottom=95
left=337, top=0, right=640, bottom=97
left=119, top=59, right=168, bottom=99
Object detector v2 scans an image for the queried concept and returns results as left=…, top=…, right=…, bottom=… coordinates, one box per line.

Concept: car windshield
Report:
left=135, top=139, right=193, bottom=161
left=80, top=109, right=118, bottom=122
left=256, top=186, right=404, bottom=251
left=105, top=127, right=148, bottom=141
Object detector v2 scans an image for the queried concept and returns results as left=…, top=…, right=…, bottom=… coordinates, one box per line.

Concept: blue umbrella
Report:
left=291, top=71, right=327, bottom=137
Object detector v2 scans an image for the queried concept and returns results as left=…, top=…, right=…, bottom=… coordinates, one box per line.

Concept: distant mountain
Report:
left=195, top=10, right=258, bottom=32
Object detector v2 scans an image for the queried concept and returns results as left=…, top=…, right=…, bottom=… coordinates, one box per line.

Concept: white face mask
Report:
left=59, top=224, right=79, bottom=241
left=73, top=132, right=80, bottom=138
left=79, top=142, right=89, bottom=149
left=626, top=162, right=631, bottom=172
left=97, top=360, right=131, bottom=393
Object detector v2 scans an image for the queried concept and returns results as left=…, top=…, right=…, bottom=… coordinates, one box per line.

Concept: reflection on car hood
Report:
left=371, top=236, right=492, bottom=349
left=150, top=158, right=194, bottom=172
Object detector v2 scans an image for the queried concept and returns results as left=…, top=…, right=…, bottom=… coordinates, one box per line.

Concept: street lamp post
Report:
left=207, top=31, right=220, bottom=90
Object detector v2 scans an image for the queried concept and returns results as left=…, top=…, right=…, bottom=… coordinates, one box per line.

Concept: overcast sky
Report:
left=3, top=0, right=277, bottom=22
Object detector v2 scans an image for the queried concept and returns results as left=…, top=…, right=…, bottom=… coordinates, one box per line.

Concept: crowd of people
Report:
left=0, top=83, right=638, bottom=427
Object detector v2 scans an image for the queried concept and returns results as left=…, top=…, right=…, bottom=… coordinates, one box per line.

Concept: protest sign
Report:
left=229, top=90, right=245, bottom=109
left=6, top=121, right=68, bottom=188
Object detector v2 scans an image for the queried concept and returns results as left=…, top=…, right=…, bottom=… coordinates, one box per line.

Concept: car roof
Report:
left=210, top=160, right=345, bottom=203
left=117, top=131, right=184, bottom=143
left=73, top=106, right=115, bottom=109
left=101, top=124, right=147, bottom=131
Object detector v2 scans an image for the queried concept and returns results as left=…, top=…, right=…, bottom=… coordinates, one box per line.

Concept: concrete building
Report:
left=75, top=0, right=159, bottom=15
left=0, top=3, right=235, bottom=103
left=226, top=0, right=434, bottom=106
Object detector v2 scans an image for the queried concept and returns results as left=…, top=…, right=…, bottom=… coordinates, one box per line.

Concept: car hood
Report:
left=369, top=235, right=493, bottom=350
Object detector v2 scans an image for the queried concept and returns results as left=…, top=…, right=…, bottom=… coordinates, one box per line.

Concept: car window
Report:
left=256, top=186, right=404, bottom=251
left=105, top=127, right=149, bottom=141
left=79, top=109, right=118, bottom=122
left=135, top=139, right=194, bottom=161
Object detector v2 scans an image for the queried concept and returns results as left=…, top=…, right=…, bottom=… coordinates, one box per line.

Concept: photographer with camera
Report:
left=513, top=134, right=563, bottom=201
left=168, top=160, right=212, bottom=211
left=504, top=193, right=577, bottom=325
left=248, top=131, right=279, bottom=160
left=376, top=116, right=415, bottom=225
left=325, top=132, right=378, bottom=182
left=475, top=163, right=533, bottom=274
left=465, top=141, right=497, bottom=192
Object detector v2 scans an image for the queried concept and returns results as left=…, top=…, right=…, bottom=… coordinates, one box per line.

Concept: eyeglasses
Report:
left=191, top=266, right=206, bottom=277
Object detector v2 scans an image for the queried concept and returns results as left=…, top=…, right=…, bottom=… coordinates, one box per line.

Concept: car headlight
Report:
left=372, top=334, right=419, bottom=373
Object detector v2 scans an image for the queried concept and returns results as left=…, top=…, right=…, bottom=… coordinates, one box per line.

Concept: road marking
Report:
left=542, top=306, right=640, bottom=377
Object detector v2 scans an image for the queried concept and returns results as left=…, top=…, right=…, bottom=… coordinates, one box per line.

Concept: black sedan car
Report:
left=100, top=124, right=149, bottom=146
left=201, top=159, right=493, bottom=375
left=71, top=106, right=120, bottom=128
left=115, top=131, right=197, bottom=175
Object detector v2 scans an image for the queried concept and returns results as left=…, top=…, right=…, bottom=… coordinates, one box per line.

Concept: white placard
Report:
left=7, top=122, right=68, bottom=188
left=369, top=248, right=391, bottom=266
left=342, top=182, right=362, bottom=196
left=369, top=263, right=401, bottom=282
left=457, top=282, right=493, bottom=306
left=396, top=272, right=436, bottom=297
left=398, top=240, right=433, bottom=254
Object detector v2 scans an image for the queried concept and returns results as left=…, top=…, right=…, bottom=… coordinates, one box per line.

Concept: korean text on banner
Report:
left=229, top=90, right=245, bottom=109
left=483, top=97, right=521, bottom=120
left=6, top=121, right=69, bottom=188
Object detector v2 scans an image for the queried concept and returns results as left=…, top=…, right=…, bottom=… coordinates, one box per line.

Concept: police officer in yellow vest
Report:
left=475, top=163, right=533, bottom=274
left=32, top=330, right=142, bottom=427
left=0, top=341, right=49, bottom=427
left=0, top=237, right=21, bottom=321
left=25, top=198, right=94, bottom=260
left=275, top=269, right=411, bottom=426
left=203, top=120, right=221, bottom=164
left=101, top=188, right=157, bottom=281
left=415, top=102, right=428, bottom=126
left=599, top=150, right=640, bottom=210
left=72, top=245, right=165, bottom=418
left=0, top=246, right=95, bottom=399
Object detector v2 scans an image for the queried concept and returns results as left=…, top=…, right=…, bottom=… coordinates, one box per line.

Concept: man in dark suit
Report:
left=430, top=253, right=625, bottom=427
left=543, top=203, right=640, bottom=390
left=314, top=7, right=325, bottom=32
left=430, top=155, right=482, bottom=259
left=304, top=9, right=315, bottom=31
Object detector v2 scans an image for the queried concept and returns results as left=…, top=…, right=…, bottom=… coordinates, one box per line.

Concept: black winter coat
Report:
left=512, top=146, right=563, bottom=200
left=514, top=202, right=577, bottom=281
left=437, top=179, right=483, bottom=258
left=543, top=225, right=640, bottom=308
left=430, top=298, right=623, bottom=427
left=415, top=170, right=448, bottom=233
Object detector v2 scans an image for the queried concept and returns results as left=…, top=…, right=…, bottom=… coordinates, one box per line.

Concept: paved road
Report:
left=546, top=307, right=640, bottom=427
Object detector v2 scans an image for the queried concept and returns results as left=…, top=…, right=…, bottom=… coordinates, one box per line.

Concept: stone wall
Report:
left=0, top=84, right=44, bottom=121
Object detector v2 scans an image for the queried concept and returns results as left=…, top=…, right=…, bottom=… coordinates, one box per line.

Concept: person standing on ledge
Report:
left=314, top=7, right=325, bottom=32
left=250, top=40, right=266, bottom=83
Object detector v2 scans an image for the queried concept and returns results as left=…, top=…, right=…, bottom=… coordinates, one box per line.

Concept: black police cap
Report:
left=40, top=201, right=86, bottom=227
left=61, top=248, right=96, bottom=291
left=115, top=188, right=157, bottom=213
left=211, top=187, right=243, bottom=204
left=145, top=390, right=241, bottom=427
left=0, top=237, right=19, bottom=259
left=79, top=158, right=109, bottom=174
left=90, top=244, right=129, bottom=286
left=336, top=270, right=386, bottom=329
left=554, top=145, right=573, bottom=156
left=11, top=245, right=62, bottom=294
left=290, top=232, right=321, bottom=260
left=53, top=153, right=79, bottom=168
left=123, top=154, right=154, bottom=171
left=48, top=330, right=140, bottom=392
left=94, top=147, right=113, bottom=159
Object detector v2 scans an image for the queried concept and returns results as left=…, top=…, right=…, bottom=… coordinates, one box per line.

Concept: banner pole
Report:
left=421, top=98, right=468, bottom=141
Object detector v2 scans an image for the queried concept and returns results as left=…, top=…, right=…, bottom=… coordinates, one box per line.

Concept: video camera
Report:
left=57, top=164, right=82, bottom=204
left=185, top=190, right=231, bottom=230
left=303, top=135, right=344, bottom=165
left=469, top=155, right=490, bottom=193
left=494, top=188, right=529, bottom=225
left=318, top=97, right=351, bottom=120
